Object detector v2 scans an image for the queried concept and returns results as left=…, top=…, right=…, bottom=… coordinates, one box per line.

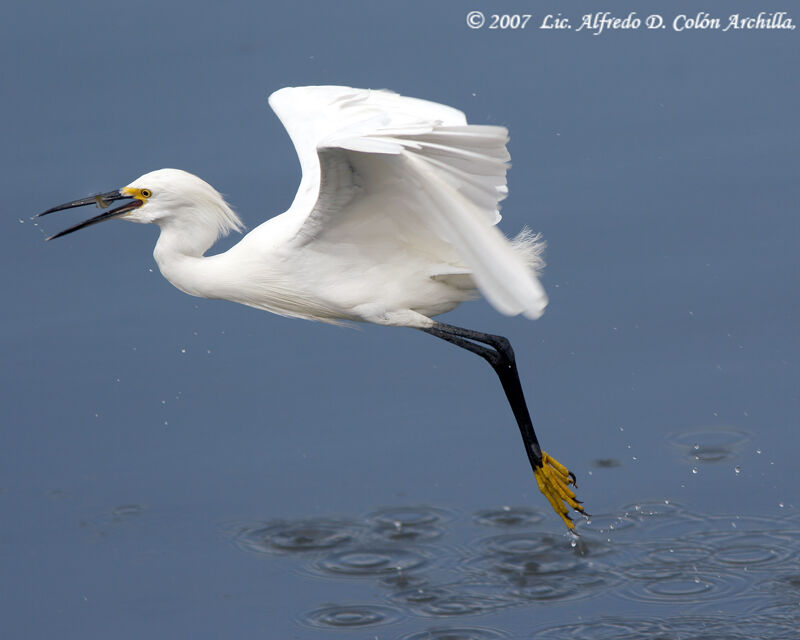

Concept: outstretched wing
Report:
left=265, top=85, right=547, bottom=319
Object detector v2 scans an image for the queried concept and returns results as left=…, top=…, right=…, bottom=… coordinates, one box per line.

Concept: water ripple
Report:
left=223, top=503, right=800, bottom=634
left=468, top=530, right=620, bottom=602
left=368, top=506, right=451, bottom=542
left=622, top=499, right=687, bottom=520
left=399, top=626, right=509, bottom=639
left=392, top=583, right=513, bottom=617
left=479, top=531, right=566, bottom=557
left=314, top=546, right=429, bottom=576
left=508, top=568, right=611, bottom=603
left=534, top=614, right=800, bottom=640
left=666, top=426, right=750, bottom=464
left=615, top=566, right=750, bottom=605
left=699, top=530, right=799, bottom=570
left=232, top=518, right=358, bottom=555
left=300, top=603, right=402, bottom=629
left=645, top=542, right=714, bottom=565
left=575, top=512, right=636, bottom=536
left=473, top=506, right=545, bottom=528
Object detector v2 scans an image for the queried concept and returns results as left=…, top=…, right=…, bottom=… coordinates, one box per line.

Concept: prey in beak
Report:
left=37, top=189, right=144, bottom=241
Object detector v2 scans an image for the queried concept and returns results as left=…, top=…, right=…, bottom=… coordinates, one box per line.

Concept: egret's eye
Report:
left=140, top=189, right=152, bottom=198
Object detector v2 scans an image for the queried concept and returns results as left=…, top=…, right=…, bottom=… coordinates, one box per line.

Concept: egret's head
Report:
left=37, top=168, right=245, bottom=241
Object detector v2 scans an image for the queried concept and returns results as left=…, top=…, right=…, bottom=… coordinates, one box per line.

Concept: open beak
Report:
left=37, top=189, right=143, bottom=241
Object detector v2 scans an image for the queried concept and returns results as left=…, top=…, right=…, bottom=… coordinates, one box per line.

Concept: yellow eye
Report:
left=140, top=189, right=152, bottom=198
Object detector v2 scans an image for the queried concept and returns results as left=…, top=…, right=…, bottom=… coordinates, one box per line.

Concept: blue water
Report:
left=2, top=1, right=798, bottom=637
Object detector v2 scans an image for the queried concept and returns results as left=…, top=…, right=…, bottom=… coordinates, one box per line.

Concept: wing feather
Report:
left=264, top=85, right=547, bottom=319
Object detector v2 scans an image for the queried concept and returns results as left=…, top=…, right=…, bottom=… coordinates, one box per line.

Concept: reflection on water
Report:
left=590, top=458, right=623, bottom=469
left=227, top=503, right=800, bottom=638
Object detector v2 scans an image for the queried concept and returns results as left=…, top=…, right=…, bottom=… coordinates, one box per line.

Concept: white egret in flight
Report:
left=38, top=86, right=585, bottom=529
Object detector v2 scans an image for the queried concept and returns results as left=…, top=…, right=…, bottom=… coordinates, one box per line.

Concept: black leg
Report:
left=420, top=321, right=584, bottom=530
left=421, top=322, right=544, bottom=473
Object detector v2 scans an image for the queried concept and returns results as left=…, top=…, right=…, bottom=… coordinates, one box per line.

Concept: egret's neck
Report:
left=152, top=218, right=225, bottom=298
left=154, top=216, right=219, bottom=258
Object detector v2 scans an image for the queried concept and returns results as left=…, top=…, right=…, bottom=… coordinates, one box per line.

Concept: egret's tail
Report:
left=511, top=226, right=546, bottom=276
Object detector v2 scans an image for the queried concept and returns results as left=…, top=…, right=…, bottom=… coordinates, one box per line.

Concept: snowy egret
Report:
left=38, top=86, right=585, bottom=529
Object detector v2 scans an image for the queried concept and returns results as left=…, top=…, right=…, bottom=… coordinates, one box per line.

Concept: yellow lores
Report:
left=94, top=187, right=150, bottom=210
left=535, top=451, right=585, bottom=530
left=121, top=187, right=152, bottom=202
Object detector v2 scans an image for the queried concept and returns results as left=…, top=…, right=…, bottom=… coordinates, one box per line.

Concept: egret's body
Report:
left=39, top=86, right=585, bottom=529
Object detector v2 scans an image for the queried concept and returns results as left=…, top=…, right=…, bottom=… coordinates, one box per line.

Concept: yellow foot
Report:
left=533, top=451, right=586, bottom=531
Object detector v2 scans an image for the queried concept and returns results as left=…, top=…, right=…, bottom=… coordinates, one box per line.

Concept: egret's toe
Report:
left=534, top=451, right=587, bottom=531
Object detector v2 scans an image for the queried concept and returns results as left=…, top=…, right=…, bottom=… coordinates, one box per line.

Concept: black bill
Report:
left=37, top=190, right=143, bottom=241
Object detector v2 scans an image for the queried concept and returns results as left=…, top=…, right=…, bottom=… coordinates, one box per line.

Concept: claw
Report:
left=533, top=451, right=587, bottom=531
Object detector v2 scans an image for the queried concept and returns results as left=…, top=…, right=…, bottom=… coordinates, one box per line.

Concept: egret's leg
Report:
left=420, top=322, right=586, bottom=530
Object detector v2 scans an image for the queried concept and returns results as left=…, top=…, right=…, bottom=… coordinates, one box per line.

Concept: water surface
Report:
left=1, top=0, right=797, bottom=637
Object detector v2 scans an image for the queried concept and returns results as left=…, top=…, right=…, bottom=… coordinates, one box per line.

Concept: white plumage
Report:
left=122, top=85, right=547, bottom=327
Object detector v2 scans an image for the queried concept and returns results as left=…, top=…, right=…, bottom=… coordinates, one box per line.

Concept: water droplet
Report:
left=734, top=465, right=741, bottom=474
left=180, top=348, right=186, bottom=354
left=691, top=468, right=699, bottom=475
